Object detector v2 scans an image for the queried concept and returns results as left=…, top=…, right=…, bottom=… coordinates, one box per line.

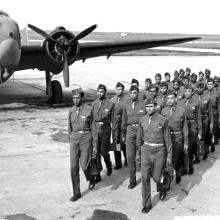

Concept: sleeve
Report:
left=163, top=118, right=172, bottom=159
left=196, top=104, right=203, bottom=136
left=208, top=99, right=214, bottom=126
left=136, top=121, right=144, bottom=152
left=217, top=95, right=220, bottom=117
left=121, top=106, right=128, bottom=135
left=183, top=113, right=189, bottom=146
left=91, top=106, right=98, bottom=148
left=68, top=111, right=72, bottom=136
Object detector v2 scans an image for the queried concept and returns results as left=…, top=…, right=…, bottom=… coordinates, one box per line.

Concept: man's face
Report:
left=197, top=87, right=204, bottom=95
left=205, top=71, right=210, bottom=79
left=174, top=73, right=179, bottom=78
left=179, top=71, right=185, bottom=78
left=115, top=87, right=123, bottom=97
left=191, top=76, right=197, bottom=83
left=173, top=82, right=179, bottom=90
left=186, top=69, right=191, bottom=75
left=199, top=74, right=204, bottom=81
left=149, top=88, right=157, bottom=98
left=185, top=89, right=193, bottom=99
left=165, top=75, right=170, bottom=82
left=214, top=80, right=219, bottom=87
left=155, top=76, right=161, bottom=84
left=130, top=89, right=138, bottom=101
left=146, top=104, right=155, bottom=115
left=166, top=94, right=175, bottom=106
left=72, top=94, right=82, bottom=106
left=160, top=86, right=167, bottom=95
left=97, top=89, right=106, bottom=99
left=207, top=82, right=214, bottom=91
left=184, top=79, right=189, bottom=85
left=145, top=81, right=151, bottom=90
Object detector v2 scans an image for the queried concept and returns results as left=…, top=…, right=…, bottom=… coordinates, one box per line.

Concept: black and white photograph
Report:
left=0, top=0, right=220, bottom=219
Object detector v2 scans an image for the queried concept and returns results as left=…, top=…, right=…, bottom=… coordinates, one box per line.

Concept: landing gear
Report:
left=45, top=71, right=63, bottom=104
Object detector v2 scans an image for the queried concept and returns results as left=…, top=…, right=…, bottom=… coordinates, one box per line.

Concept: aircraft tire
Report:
left=51, top=80, right=63, bottom=103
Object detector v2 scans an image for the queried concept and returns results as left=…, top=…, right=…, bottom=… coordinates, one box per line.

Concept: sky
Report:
left=1, top=0, right=220, bottom=34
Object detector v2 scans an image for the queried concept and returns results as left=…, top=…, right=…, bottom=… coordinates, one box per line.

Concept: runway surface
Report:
left=1, top=56, right=220, bottom=220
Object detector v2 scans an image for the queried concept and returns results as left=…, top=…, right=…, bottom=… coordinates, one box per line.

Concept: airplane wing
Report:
left=16, top=37, right=200, bottom=72
left=77, top=37, right=200, bottom=60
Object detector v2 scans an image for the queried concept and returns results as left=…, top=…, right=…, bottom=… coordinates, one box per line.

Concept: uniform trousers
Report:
left=126, top=125, right=138, bottom=184
left=70, top=132, right=93, bottom=195
left=141, top=145, right=166, bottom=207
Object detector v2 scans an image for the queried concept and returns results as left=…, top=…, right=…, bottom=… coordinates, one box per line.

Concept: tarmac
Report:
left=1, top=57, right=220, bottom=220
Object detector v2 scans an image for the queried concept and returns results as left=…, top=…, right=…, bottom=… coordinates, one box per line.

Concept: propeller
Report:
left=28, top=23, right=98, bottom=87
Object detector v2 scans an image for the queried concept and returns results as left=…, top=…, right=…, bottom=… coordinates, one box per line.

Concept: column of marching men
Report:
left=68, top=67, right=220, bottom=214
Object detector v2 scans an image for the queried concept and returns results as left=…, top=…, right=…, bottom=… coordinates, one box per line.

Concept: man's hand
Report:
left=197, top=133, right=202, bottom=140
left=183, top=144, right=188, bottom=152
left=136, top=154, right=141, bottom=167
left=166, top=156, right=172, bottom=167
left=121, top=134, right=126, bottom=144
left=92, top=146, right=98, bottom=158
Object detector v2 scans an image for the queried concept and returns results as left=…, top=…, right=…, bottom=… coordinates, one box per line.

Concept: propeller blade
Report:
left=69, top=24, right=97, bottom=44
left=28, top=24, right=60, bottom=44
left=63, top=50, right=69, bottom=87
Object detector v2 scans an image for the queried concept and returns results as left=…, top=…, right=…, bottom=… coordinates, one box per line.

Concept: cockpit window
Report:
left=0, top=10, right=9, bottom=17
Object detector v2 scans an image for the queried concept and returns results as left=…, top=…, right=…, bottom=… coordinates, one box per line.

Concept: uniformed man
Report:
left=157, top=81, right=168, bottom=109
left=121, top=85, right=146, bottom=189
left=155, top=73, right=162, bottom=88
left=68, top=87, right=97, bottom=202
left=179, top=69, right=185, bottom=82
left=205, top=69, right=211, bottom=83
left=91, top=84, right=115, bottom=182
left=111, top=82, right=127, bottom=170
left=161, top=90, right=188, bottom=184
left=178, top=85, right=202, bottom=175
left=172, top=78, right=185, bottom=101
left=136, top=98, right=172, bottom=214
left=164, top=72, right=173, bottom=89
left=143, top=78, right=152, bottom=100
left=198, top=71, right=205, bottom=83
left=128, top=78, right=145, bottom=100
left=174, top=70, right=179, bottom=79
left=205, top=78, right=220, bottom=148
left=213, top=76, right=220, bottom=94
left=190, top=73, right=198, bottom=92
left=193, top=82, right=213, bottom=160
left=183, top=76, right=190, bottom=86
left=186, top=67, right=191, bottom=76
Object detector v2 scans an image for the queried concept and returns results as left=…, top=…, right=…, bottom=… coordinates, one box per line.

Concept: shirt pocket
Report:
left=137, top=109, right=145, bottom=115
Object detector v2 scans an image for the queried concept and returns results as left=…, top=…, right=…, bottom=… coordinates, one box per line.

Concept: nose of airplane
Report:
left=0, top=38, right=21, bottom=66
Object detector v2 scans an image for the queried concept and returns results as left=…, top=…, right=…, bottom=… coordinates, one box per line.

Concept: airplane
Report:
left=0, top=10, right=200, bottom=103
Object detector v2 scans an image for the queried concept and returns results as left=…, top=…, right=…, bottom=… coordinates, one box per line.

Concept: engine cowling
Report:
left=42, top=27, right=79, bottom=74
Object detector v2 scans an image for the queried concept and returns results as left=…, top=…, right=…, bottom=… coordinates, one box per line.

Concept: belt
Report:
left=170, top=131, right=182, bottom=135
left=129, top=123, right=139, bottom=127
left=144, top=142, right=164, bottom=147
left=188, top=119, right=195, bottom=123
left=73, top=130, right=91, bottom=134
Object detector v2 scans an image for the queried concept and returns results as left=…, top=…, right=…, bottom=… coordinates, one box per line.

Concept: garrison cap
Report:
left=205, top=69, right=210, bottom=73
left=191, top=73, right=197, bottom=78
left=214, top=76, right=219, bottom=81
left=116, top=82, right=124, bottom=89
left=155, top=73, right=161, bottom=78
left=159, top=81, right=168, bottom=88
left=145, top=78, right=152, bottom=83
left=197, top=81, right=204, bottom=88
left=199, top=71, right=204, bottom=75
left=145, top=98, right=156, bottom=106
left=97, top=84, right=107, bottom=92
left=173, top=77, right=180, bottom=84
left=164, top=72, right=170, bottom=76
left=72, top=87, right=84, bottom=97
left=131, top=78, right=139, bottom=86
left=186, top=67, right=191, bottom=72
left=185, top=84, right=193, bottom=91
left=174, top=70, right=179, bottom=75
left=129, top=85, right=139, bottom=92
left=207, top=78, right=214, bottom=83
left=179, top=69, right=185, bottom=73
left=167, top=89, right=175, bottom=96
left=149, top=83, right=158, bottom=91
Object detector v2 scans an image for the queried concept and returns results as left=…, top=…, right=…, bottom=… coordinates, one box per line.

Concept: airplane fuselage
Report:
left=0, top=13, right=21, bottom=83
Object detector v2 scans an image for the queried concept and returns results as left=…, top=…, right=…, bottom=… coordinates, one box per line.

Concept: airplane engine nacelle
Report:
left=42, top=27, right=79, bottom=74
